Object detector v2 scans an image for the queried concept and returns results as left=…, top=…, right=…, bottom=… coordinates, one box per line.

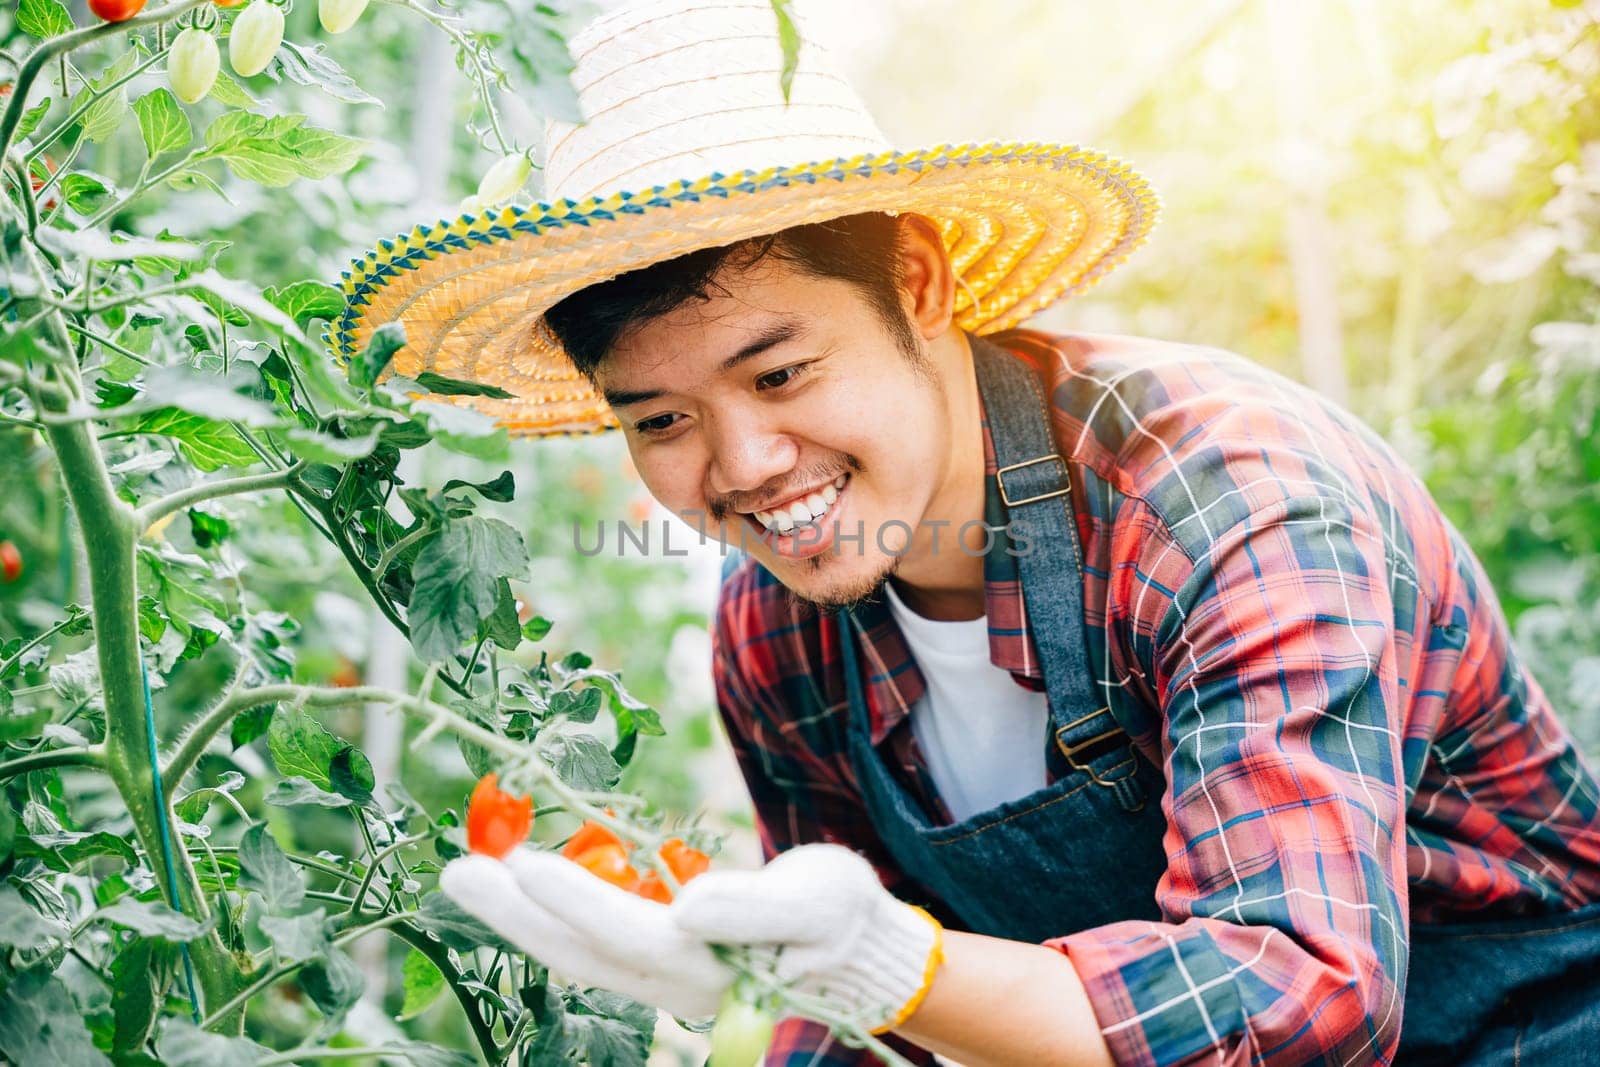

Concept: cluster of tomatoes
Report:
left=464, top=774, right=711, bottom=902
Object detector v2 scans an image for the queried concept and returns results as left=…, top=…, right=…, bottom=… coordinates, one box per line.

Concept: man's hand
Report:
left=440, top=843, right=943, bottom=1031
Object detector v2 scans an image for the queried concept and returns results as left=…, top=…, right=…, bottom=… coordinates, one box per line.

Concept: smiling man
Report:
left=339, top=1, right=1600, bottom=1064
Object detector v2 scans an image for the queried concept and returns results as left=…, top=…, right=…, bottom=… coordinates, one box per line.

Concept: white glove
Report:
left=439, top=843, right=944, bottom=1031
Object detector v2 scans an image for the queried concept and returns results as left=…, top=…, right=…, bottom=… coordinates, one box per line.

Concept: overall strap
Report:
left=968, top=334, right=1146, bottom=812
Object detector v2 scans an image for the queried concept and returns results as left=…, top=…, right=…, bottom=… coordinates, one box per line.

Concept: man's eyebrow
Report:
left=602, top=318, right=808, bottom=409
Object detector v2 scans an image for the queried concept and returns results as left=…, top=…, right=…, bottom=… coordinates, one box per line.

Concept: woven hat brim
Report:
left=330, top=141, right=1159, bottom=437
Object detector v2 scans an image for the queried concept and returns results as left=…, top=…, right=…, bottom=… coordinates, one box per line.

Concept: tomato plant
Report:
left=465, top=772, right=533, bottom=859
left=709, top=986, right=777, bottom=1067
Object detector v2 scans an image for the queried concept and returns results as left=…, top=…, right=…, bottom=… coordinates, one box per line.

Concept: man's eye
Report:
left=756, top=364, right=807, bottom=391
left=635, top=413, right=679, bottom=435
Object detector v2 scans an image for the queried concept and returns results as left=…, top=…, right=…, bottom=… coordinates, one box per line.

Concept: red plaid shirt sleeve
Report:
left=1047, top=454, right=1410, bottom=1065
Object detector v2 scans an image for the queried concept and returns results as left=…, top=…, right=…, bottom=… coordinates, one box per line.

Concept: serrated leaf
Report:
left=0, top=883, right=62, bottom=951
left=134, top=89, right=192, bottom=158
left=156, top=1020, right=270, bottom=1067
left=0, top=968, right=112, bottom=1067
left=407, top=517, right=530, bottom=662
left=74, top=49, right=137, bottom=145
left=125, top=409, right=259, bottom=471
left=545, top=731, right=621, bottom=791
left=17, top=0, right=72, bottom=39
left=566, top=1010, right=651, bottom=1067
left=264, top=279, right=344, bottom=326
left=237, top=822, right=305, bottom=914
left=95, top=897, right=210, bottom=941
left=231, top=701, right=275, bottom=748
left=259, top=907, right=330, bottom=963
left=299, top=945, right=365, bottom=1023
left=202, top=111, right=366, bottom=187
left=17, top=96, right=53, bottom=139
left=208, top=70, right=259, bottom=109
left=399, top=948, right=445, bottom=1020
left=442, top=470, right=515, bottom=502
left=268, top=39, right=380, bottom=105
left=267, top=704, right=342, bottom=790
left=58, top=172, right=111, bottom=212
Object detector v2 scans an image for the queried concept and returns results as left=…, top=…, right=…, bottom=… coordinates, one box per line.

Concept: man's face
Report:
left=596, top=256, right=957, bottom=609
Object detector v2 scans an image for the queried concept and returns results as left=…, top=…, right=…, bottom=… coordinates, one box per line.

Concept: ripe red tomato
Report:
left=571, top=842, right=638, bottom=888
left=0, top=542, right=21, bottom=583
left=559, top=818, right=624, bottom=861
left=465, top=773, right=533, bottom=859
left=632, top=871, right=673, bottom=903
left=661, top=837, right=711, bottom=884
left=88, top=0, right=147, bottom=22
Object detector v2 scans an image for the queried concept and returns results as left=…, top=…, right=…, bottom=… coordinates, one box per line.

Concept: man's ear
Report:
left=897, top=213, right=958, bottom=342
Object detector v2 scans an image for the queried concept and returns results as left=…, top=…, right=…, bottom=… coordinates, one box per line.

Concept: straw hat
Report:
left=329, top=0, right=1159, bottom=436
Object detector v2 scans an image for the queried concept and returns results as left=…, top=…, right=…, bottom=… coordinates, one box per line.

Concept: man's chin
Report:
left=767, top=551, right=899, bottom=614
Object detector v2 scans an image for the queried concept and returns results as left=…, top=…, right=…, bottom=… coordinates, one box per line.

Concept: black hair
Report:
left=542, top=211, right=923, bottom=380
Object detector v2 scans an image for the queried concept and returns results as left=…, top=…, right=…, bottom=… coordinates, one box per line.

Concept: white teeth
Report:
left=804, top=493, right=827, bottom=515
left=755, top=510, right=773, bottom=526
left=788, top=500, right=813, bottom=524
left=821, top=485, right=838, bottom=504
left=833, top=474, right=847, bottom=488
left=772, top=510, right=794, bottom=532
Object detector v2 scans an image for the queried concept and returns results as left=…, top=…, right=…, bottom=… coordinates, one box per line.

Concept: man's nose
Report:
left=705, top=413, right=797, bottom=500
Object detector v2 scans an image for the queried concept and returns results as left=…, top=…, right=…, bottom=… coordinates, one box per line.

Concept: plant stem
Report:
left=388, top=921, right=505, bottom=1063
left=26, top=49, right=167, bottom=162
left=372, top=523, right=432, bottom=578
left=0, top=606, right=90, bottom=678
left=0, top=744, right=103, bottom=781
left=135, top=463, right=303, bottom=533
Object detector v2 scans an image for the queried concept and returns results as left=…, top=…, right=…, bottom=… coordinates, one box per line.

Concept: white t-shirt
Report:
left=882, top=580, right=1051, bottom=823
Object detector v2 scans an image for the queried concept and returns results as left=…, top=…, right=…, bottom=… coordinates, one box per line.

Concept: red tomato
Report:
left=632, top=871, right=673, bottom=903
left=465, top=773, right=533, bottom=859
left=0, top=542, right=20, bottom=583
left=559, top=818, right=624, bottom=861
left=571, top=842, right=638, bottom=888
left=328, top=656, right=361, bottom=688
left=660, top=838, right=711, bottom=885
left=88, top=0, right=147, bottom=22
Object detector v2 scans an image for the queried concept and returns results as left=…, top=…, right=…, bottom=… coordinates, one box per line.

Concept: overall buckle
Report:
left=1055, top=707, right=1132, bottom=788
left=995, top=454, right=1071, bottom=507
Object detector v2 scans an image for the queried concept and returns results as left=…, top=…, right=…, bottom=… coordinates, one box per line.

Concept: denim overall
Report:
left=832, top=336, right=1600, bottom=1064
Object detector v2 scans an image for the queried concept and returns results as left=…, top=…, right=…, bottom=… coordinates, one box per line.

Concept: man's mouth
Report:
left=745, top=473, right=850, bottom=536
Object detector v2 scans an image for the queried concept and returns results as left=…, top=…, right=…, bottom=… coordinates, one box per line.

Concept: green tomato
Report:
left=229, top=1, right=285, bottom=79
left=318, top=0, right=370, bottom=35
left=168, top=28, right=220, bottom=104
left=708, top=988, right=776, bottom=1067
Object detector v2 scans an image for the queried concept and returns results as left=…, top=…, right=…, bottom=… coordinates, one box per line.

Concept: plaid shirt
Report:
left=711, top=329, right=1600, bottom=1067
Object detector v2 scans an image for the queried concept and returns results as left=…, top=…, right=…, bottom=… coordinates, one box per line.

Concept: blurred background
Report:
left=3, top=0, right=1597, bottom=1062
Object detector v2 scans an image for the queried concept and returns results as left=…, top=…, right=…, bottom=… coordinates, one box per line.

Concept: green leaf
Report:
left=284, top=422, right=383, bottom=464
left=386, top=1042, right=477, bottom=1067
left=0, top=706, right=51, bottom=743
left=15, top=829, right=139, bottom=870
left=17, top=96, right=53, bottom=139
left=443, top=470, right=516, bottom=502
left=237, top=822, right=305, bottom=914
left=202, top=111, right=367, bottom=187
left=0, top=883, right=62, bottom=951
left=269, top=39, right=381, bottom=105
left=264, top=776, right=350, bottom=808
left=95, top=897, right=211, bottom=941
left=414, top=892, right=518, bottom=953
left=266, top=704, right=342, bottom=790
left=484, top=578, right=522, bottom=651
left=17, top=0, right=72, bottom=39
left=0, top=968, right=112, bottom=1067
left=522, top=615, right=553, bottom=641
left=264, top=280, right=344, bottom=326
left=408, top=516, right=530, bottom=661
left=111, top=938, right=174, bottom=1053
left=566, top=1010, right=652, bottom=1067
left=329, top=745, right=375, bottom=805
left=155, top=1020, right=269, bottom=1067
left=173, top=770, right=246, bottom=823
left=58, top=172, right=111, bottom=212
left=351, top=320, right=406, bottom=391
left=399, top=948, right=446, bottom=1020
left=125, top=409, right=259, bottom=471
left=413, top=400, right=509, bottom=459
left=414, top=371, right=517, bottom=399
left=298, top=945, right=365, bottom=1023
left=770, top=0, right=801, bottom=103
left=133, top=89, right=192, bottom=159
left=545, top=732, right=621, bottom=791
left=208, top=70, right=259, bottom=110
left=259, top=907, right=331, bottom=963
left=231, top=702, right=275, bottom=748
left=74, top=48, right=138, bottom=145
left=187, top=507, right=231, bottom=548
left=550, top=686, right=603, bottom=724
